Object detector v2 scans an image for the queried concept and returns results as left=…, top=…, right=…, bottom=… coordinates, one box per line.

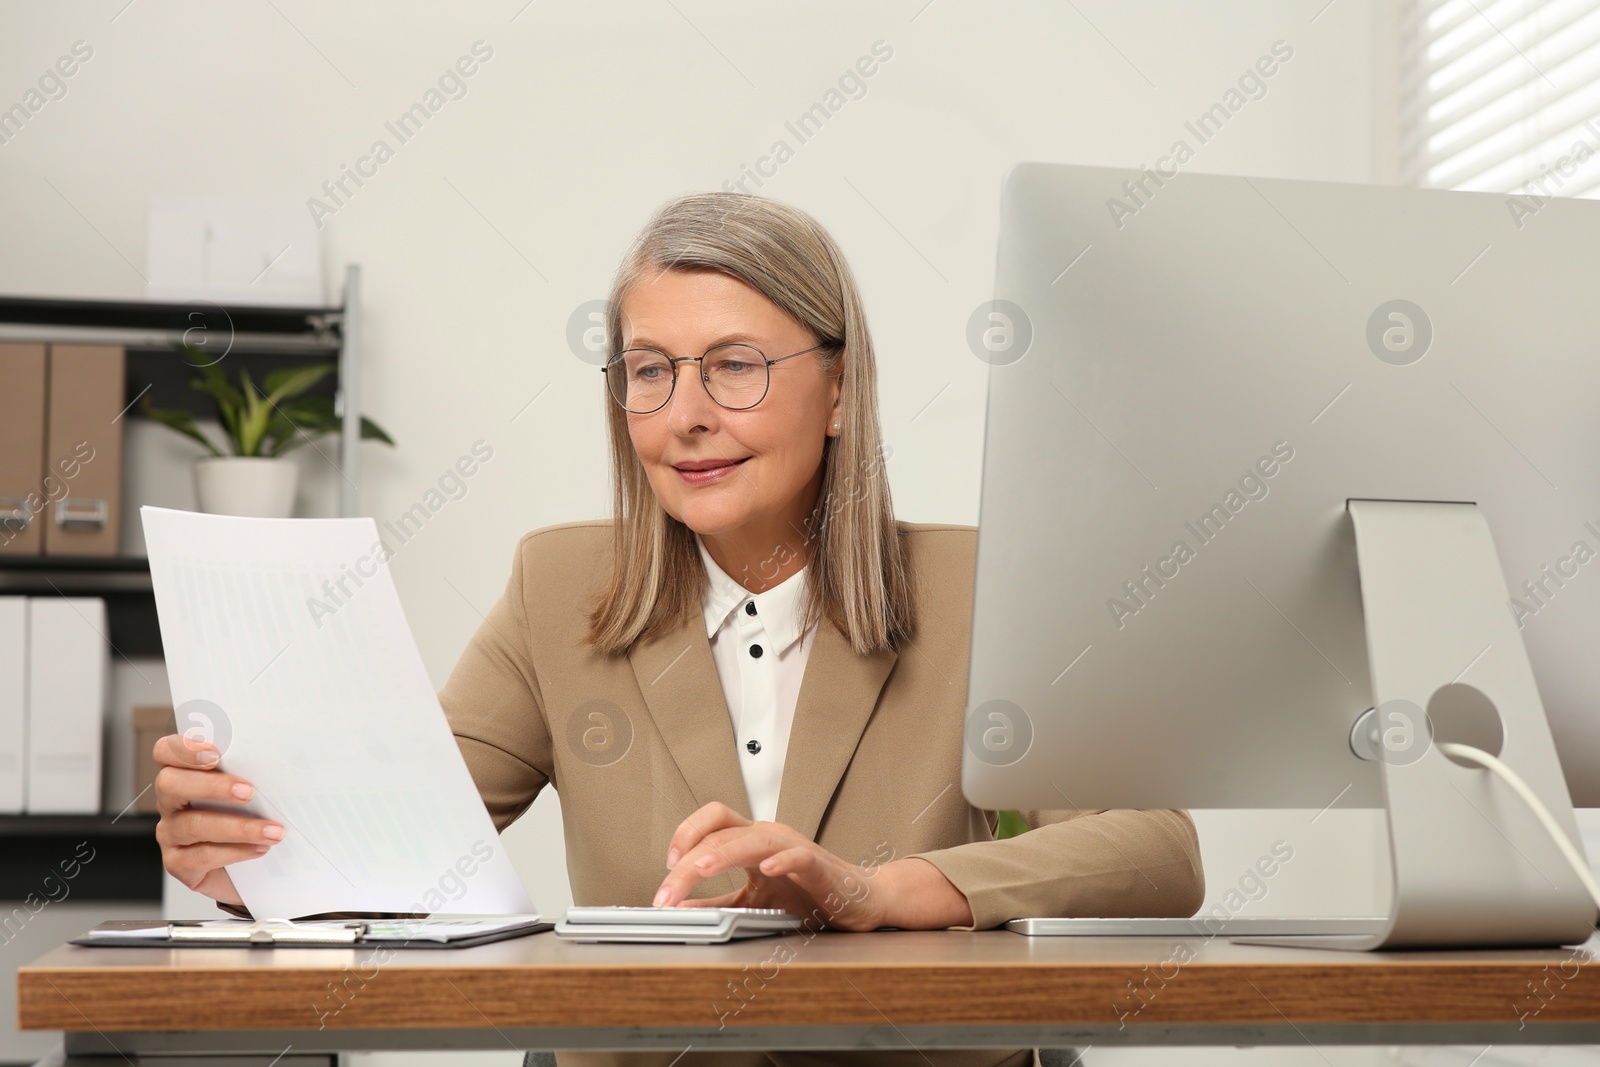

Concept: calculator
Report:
left=554, top=906, right=809, bottom=943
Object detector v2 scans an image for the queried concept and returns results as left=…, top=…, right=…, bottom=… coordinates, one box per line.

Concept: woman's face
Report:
left=620, top=268, right=841, bottom=547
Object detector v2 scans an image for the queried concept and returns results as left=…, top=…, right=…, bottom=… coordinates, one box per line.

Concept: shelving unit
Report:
left=0, top=815, right=161, bottom=902
left=0, top=555, right=157, bottom=655
left=0, top=265, right=364, bottom=885
left=0, top=263, right=363, bottom=517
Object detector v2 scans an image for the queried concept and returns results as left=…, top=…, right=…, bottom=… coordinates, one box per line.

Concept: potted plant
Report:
left=142, top=346, right=394, bottom=518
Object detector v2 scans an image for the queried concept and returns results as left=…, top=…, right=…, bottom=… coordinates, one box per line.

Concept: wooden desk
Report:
left=17, top=930, right=1600, bottom=1061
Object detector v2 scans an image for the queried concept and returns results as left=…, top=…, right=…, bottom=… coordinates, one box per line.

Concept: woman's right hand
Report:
left=153, top=732, right=285, bottom=906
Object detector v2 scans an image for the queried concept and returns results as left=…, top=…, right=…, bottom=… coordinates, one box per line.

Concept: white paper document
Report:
left=140, top=506, right=536, bottom=919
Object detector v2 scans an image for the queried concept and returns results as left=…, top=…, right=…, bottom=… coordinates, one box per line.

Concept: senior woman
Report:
left=152, top=192, right=1203, bottom=1067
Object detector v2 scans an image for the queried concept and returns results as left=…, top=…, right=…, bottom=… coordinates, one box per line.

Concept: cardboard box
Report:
left=133, top=704, right=176, bottom=815
left=0, top=343, right=48, bottom=556
left=42, top=344, right=125, bottom=557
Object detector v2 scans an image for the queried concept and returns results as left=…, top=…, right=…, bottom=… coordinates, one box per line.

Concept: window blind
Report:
left=1399, top=0, right=1600, bottom=198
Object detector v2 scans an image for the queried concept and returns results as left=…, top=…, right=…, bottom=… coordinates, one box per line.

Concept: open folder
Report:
left=139, top=506, right=538, bottom=921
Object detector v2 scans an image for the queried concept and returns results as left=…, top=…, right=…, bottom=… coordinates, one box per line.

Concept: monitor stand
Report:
left=1240, top=499, right=1596, bottom=951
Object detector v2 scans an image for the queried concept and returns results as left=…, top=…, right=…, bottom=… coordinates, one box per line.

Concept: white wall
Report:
left=1, top=3, right=1435, bottom=1065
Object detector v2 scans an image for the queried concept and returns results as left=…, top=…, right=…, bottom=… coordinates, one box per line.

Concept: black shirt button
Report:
left=747, top=739, right=762, bottom=754
left=745, top=601, right=757, bottom=616
left=749, top=644, right=763, bottom=658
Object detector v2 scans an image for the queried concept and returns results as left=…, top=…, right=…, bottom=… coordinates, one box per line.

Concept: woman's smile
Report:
left=672, top=456, right=751, bottom=486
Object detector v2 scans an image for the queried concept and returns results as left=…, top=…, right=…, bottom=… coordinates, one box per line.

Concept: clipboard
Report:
left=72, top=915, right=552, bottom=949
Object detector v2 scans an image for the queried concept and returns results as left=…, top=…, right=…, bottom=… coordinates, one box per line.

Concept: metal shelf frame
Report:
left=0, top=262, right=363, bottom=518
left=0, top=267, right=367, bottom=843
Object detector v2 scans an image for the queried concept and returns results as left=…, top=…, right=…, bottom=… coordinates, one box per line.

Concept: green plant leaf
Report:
left=268, top=408, right=396, bottom=457
left=262, top=413, right=296, bottom=457
left=188, top=361, right=244, bottom=445
left=275, top=396, right=334, bottom=422
left=263, top=363, right=336, bottom=407
left=262, top=362, right=326, bottom=396
left=177, top=341, right=227, bottom=371
left=140, top=398, right=224, bottom=457
left=189, top=359, right=243, bottom=407
left=276, top=394, right=337, bottom=425
left=235, top=368, right=274, bottom=457
left=264, top=396, right=330, bottom=457
left=270, top=435, right=306, bottom=458
left=996, top=810, right=1030, bottom=840
left=167, top=343, right=395, bottom=459
left=359, top=415, right=395, bottom=446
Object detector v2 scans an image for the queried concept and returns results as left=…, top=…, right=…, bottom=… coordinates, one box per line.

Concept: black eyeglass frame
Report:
left=601, top=341, right=836, bottom=414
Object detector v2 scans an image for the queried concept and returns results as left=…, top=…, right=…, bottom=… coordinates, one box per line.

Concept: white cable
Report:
left=1436, top=741, right=1600, bottom=916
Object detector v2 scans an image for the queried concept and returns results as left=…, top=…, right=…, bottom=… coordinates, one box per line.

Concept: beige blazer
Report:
left=218, top=519, right=1202, bottom=1067
left=436, top=519, right=1204, bottom=931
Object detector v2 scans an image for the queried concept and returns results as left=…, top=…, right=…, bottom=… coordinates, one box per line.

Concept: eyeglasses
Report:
left=602, top=342, right=833, bottom=414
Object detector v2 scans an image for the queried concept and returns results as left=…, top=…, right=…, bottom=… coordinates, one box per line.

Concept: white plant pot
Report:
left=194, top=457, right=298, bottom=518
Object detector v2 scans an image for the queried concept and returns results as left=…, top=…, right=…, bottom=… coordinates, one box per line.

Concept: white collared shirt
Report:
left=696, top=534, right=817, bottom=823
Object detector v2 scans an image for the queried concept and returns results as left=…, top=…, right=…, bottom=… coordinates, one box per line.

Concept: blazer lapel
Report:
left=627, top=614, right=753, bottom=820
left=774, top=618, right=898, bottom=841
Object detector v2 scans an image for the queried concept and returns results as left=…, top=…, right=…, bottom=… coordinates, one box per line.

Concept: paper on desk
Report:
left=140, top=506, right=536, bottom=919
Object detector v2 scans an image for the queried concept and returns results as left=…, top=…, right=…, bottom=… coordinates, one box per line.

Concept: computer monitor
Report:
left=962, top=162, right=1600, bottom=949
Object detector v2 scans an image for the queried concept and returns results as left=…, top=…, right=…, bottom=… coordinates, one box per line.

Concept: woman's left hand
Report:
left=652, top=801, right=892, bottom=931
left=649, top=799, right=972, bottom=927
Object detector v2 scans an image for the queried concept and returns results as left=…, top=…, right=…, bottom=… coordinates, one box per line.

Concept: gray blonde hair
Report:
left=584, top=192, right=913, bottom=657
